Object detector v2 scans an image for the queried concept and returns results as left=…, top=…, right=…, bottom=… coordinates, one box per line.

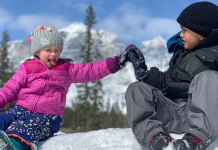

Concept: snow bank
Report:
left=38, top=128, right=218, bottom=150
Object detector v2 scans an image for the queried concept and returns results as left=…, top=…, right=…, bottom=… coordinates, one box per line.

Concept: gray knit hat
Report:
left=30, top=24, right=63, bottom=56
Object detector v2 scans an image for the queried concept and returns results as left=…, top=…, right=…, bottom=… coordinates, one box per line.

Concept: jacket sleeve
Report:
left=69, top=57, right=120, bottom=83
left=143, top=67, right=171, bottom=90
left=0, top=64, right=27, bottom=109
left=143, top=49, right=180, bottom=90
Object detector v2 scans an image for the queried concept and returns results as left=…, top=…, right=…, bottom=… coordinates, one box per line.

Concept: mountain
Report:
left=7, top=22, right=171, bottom=114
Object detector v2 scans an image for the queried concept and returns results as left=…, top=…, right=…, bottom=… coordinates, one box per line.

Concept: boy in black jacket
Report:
left=125, top=1, right=218, bottom=150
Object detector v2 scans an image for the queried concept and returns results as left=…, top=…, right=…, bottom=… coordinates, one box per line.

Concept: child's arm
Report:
left=0, top=64, right=27, bottom=109
left=69, top=45, right=136, bottom=83
left=127, top=45, right=170, bottom=90
left=69, top=58, right=119, bottom=83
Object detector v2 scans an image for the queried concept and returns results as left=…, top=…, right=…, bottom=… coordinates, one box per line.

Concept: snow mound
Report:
left=38, top=128, right=218, bottom=150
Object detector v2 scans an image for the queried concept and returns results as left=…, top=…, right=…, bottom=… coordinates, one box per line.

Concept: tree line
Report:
left=1, top=5, right=130, bottom=132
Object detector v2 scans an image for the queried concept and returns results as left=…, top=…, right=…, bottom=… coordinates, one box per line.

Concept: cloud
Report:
left=98, top=3, right=180, bottom=44
left=9, top=14, right=71, bottom=33
left=0, top=8, right=13, bottom=28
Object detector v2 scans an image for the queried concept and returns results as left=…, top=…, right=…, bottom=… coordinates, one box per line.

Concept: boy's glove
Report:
left=118, top=44, right=136, bottom=68
left=127, top=46, right=149, bottom=82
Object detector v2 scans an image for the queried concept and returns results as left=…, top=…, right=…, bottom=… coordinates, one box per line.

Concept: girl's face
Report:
left=35, top=46, right=61, bottom=68
left=180, top=25, right=205, bottom=50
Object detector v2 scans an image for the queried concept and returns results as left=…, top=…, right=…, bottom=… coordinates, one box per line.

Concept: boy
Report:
left=125, top=1, right=218, bottom=150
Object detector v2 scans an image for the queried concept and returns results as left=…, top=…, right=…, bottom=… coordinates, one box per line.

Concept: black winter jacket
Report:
left=144, top=29, right=218, bottom=100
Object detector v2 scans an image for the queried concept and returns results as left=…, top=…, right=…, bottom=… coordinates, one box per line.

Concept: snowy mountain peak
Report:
left=59, top=22, right=86, bottom=33
left=139, top=36, right=171, bottom=71
left=140, top=36, right=166, bottom=50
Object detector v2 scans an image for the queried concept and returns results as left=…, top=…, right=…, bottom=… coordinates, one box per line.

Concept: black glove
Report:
left=127, top=46, right=149, bottom=82
left=118, top=44, right=136, bottom=68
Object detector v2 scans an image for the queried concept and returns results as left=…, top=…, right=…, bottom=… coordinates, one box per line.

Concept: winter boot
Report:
left=173, top=133, right=208, bottom=150
left=0, top=130, right=18, bottom=150
left=149, top=132, right=172, bottom=150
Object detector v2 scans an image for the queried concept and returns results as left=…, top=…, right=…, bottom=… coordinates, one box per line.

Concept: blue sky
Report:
left=0, top=0, right=217, bottom=46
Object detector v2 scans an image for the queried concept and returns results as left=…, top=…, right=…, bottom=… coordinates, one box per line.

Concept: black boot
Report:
left=173, top=133, right=208, bottom=150
left=149, top=132, right=172, bottom=150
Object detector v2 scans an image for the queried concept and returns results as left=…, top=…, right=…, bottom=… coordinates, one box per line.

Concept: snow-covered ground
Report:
left=38, top=128, right=218, bottom=150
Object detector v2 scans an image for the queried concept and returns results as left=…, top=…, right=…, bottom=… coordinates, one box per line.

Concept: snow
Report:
left=38, top=128, right=218, bottom=150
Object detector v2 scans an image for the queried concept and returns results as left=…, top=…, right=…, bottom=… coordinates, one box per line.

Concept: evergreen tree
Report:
left=88, top=30, right=104, bottom=131
left=76, top=5, right=99, bottom=132
left=0, top=30, right=16, bottom=112
left=0, top=30, right=13, bottom=87
left=64, top=5, right=129, bottom=132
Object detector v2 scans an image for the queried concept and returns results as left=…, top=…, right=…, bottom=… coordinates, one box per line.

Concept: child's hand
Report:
left=118, top=44, right=136, bottom=68
left=127, top=46, right=148, bottom=82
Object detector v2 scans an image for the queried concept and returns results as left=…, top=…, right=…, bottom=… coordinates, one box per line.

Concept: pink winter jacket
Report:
left=0, top=57, right=120, bottom=118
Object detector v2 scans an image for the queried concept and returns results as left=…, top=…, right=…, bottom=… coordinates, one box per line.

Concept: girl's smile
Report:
left=35, top=46, right=61, bottom=68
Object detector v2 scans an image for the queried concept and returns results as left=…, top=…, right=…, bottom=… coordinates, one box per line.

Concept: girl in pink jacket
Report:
left=0, top=24, right=136, bottom=150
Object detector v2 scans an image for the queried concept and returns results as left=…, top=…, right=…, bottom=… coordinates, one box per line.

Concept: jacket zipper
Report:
left=32, top=79, right=49, bottom=113
left=31, top=61, right=51, bottom=113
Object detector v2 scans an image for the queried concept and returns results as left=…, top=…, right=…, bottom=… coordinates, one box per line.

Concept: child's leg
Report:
left=125, top=81, right=187, bottom=147
left=186, top=70, right=218, bottom=145
left=0, top=106, right=26, bottom=131
left=5, top=113, right=62, bottom=150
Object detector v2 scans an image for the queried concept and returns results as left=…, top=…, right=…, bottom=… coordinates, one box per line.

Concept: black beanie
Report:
left=177, top=1, right=218, bottom=37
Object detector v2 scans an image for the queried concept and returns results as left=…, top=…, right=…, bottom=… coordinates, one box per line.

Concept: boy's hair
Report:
left=30, top=24, right=63, bottom=56
left=177, top=1, right=218, bottom=37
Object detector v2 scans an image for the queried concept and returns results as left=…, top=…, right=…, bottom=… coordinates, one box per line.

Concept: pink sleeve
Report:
left=69, top=57, right=120, bottom=83
left=0, top=64, right=27, bottom=109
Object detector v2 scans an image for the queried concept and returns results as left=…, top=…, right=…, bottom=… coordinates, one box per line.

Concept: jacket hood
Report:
left=167, top=29, right=218, bottom=54
left=167, top=31, right=183, bottom=54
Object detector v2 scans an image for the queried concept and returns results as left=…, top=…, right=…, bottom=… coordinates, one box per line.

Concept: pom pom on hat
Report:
left=47, top=28, right=52, bottom=32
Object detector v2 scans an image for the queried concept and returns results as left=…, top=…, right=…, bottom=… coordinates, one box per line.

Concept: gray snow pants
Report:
left=125, top=70, right=218, bottom=147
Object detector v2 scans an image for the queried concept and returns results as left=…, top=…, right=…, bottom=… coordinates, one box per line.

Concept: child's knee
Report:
left=195, top=70, right=218, bottom=81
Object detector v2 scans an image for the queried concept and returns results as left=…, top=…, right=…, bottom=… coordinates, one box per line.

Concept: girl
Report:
left=0, top=24, right=135, bottom=150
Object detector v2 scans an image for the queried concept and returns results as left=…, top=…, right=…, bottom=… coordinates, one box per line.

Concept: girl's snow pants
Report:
left=0, top=105, right=62, bottom=150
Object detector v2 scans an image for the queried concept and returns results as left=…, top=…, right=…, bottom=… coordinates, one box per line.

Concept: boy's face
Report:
left=35, top=46, right=61, bottom=68
left=180, top=25, right=205, bottom=50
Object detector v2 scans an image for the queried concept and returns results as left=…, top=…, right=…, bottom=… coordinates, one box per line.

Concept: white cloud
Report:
left=9, top=14, right=71, bottom=33
left=98, top=3, right=180, bottom=43
left=0, top=8, right=13, bottom=28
